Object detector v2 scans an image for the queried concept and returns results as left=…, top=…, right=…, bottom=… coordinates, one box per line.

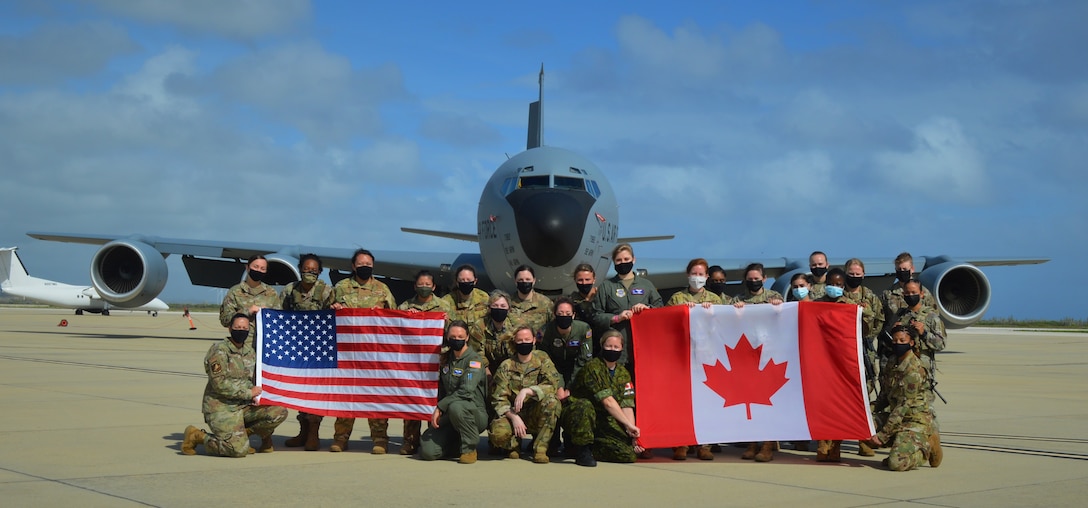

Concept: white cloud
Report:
left=0, top=21, right=138, bottom=85
left=83, top=0, right=310, bottom=39
left=873, top=117, right=988, bottom=202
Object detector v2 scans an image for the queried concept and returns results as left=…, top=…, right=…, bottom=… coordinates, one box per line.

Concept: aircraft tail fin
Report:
left=0, top=247, right=32, bottom=289
left=527, top=64, right=543, bottom=150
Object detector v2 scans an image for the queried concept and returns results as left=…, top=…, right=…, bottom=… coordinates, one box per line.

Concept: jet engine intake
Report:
left=918, top=261, right=992, bottom=329
left=264, top=255, right=300, bottom=286
left=90, top=240, right=168, bottom=307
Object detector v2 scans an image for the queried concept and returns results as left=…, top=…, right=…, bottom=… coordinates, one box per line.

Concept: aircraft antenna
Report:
left=526, top=64, right=543, bottom=150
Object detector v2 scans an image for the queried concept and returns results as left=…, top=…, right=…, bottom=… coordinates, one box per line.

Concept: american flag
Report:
left=255, top=307, right=444, bottom=420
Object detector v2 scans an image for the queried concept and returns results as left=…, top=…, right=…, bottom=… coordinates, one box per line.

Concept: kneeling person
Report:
left=182, top=314, right=288, bottom=457
left=489, top=326, right=562, bottom=464
left=868, top=325, right=942, bottom=471
left=420, top=320, right=488, bottom=463
left=561, top=330, right=642, bottom=466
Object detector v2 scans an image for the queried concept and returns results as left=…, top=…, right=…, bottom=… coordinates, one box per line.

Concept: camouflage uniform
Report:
left=331, top=277, right=396, bottom=451
left=441, top=287, right=490, bottom=331
left=280, top=280, right=335, bottom=443
left=200, top=339, right=287, bottom=457
left=561, top=357, right=637, bottom=463
left=489, top=350, right=563, bottom=457
left=843, top=286, right=885, bottom=396
left=591, top=275, right=663, bottom=368
left=420, top=348, right=489, bottom=460
left=538, top=318, right=594, bottom=387
left=873, top=350, right=935, bottom=471
left=397, top=294, right=451, bottom=451
left=219, top=281, right=279, bottom=346
left=881, top=283, right=938, bottom=318
left=568, top=290, right=597, bottom=330
left=886, top=304, right=946, bottom=426
left=729, top=288, right=784, bottom=305
left=509, top=291, right=554, bottom=338
left=809, top=282, right=827, bottom=301
left=469, top=319, right=515, bottom=374
left=666, top=288, right=723, bottom=307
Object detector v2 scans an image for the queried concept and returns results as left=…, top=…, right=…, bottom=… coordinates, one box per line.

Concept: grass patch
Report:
left=978, top=317, right=1088, bottom=329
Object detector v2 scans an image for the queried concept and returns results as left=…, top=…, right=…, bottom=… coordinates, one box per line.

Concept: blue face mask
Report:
left=825, top=285, right=845, bottom=298
left=792, top=287, right=809, bottom=300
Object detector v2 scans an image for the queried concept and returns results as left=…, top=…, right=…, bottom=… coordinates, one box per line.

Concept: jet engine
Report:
left=90, top=240, right=168, bottom=307
left=264, top=254, right=300, bottom=286
left=918, top=259, right=992, bottom=329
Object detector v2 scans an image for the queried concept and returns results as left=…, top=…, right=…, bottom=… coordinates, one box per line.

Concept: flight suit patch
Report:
left=442, top=365, right=449, bottom=374
left=453, top=368, right=463, bottom=377
left=468, top=361, right=481, bottom=369
left=631, top=288, right=645, bottom=295
left=615, top=288, right=625, bottom=297
left=567, top=340, right=580, bottom=347
left=554, top=338, right=564, bottom=348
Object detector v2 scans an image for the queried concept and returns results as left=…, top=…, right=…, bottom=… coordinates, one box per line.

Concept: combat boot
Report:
left=857, top=440, right=875, bottom=456
left=928, top=431, right=943, bottom=468
left=284, top=414, right=309, bottom=447
left=458, top=450, right=478, bottom=464
left=575, top=446, right=597, bottom=467
left=400, top=420, right=420, bottom=455
left=181, top=425, right=206, bottom=455
left=372, top=438, right=388, bottom=455
left=330, top=418, right=353, bottom=452
left=257, top=433, right=274, bottom=453
left=304, top=415, right=322, bottom=451
left=754, top=441, right=776, bottom=462
left=828, top=440, right=841, bottom=462
left=696, top=445, right=714, bottom=461
left=672, top=446, right=689, bottom=460
left=532, top=450, right=550, bottom=464
left=816, top=440, right=832, bottom=462
left=741, top=442, right=759, bottom=460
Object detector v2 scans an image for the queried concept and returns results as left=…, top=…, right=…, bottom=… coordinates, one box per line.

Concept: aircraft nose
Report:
left=506, top=189, right=595, bottom=267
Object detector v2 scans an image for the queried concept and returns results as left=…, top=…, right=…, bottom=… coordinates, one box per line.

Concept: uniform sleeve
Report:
left=868, top=293, right=885, bottom=341
left=205, top=348, right=252, bottom=400
left=436, top=356, right=485, bottom=413
left=397, top=300, right=410, bottom=311
left=923, top=311, right=946, bottom=352
left=618, top=371, right=635, bottom=408
left=528, top=355, right=561, bottom=400
left=875, top=364, right=929, bottom=443
left=571, top=328, right=593, bottom=381
left=581, top=363, right=616, bottom=403
left=666, top=292, right=684, bottom=307
left=279, top=284, right=296, bottom=311
left=648, top=283, right=663, bottom=308
left=591, top=282, right=619, bottom=330
left=382, top=289, right=396, bottom=309
left=319, top=285, right=335, bottom=309
left=491, top=362, right=514, bottom=416
left=219, top=287, right=240, bottom=327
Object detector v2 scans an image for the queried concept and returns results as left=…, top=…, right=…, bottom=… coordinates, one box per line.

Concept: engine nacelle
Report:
left=918, top=260, right=992, bottom=329
left=90, top=240, right=168, bottom=307
left=264, top=254, right=300, bottom=286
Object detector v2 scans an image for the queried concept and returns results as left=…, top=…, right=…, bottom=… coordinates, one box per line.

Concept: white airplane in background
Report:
left=0, top=247, right=168, bottom=316
left=26, top=68, right=1047, bottom=328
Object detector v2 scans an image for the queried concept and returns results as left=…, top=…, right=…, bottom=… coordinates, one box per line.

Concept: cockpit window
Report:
left=586, top=179, right=601, bottom=198
left=554, top=176, right=584, bottom=191
left=518, top=175, right=550, bottom=189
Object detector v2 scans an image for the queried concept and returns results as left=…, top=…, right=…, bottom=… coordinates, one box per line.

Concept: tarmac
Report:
left=0, top=307, right=1085, bottom=507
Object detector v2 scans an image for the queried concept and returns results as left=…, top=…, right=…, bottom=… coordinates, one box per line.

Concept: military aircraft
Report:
left=26, top=69, right=1046, bottom=329
left=0, top=247, right=168, bottom=316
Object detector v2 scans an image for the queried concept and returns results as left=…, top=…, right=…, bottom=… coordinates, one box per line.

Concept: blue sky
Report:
left=0, top=0, right=1082, bottom=320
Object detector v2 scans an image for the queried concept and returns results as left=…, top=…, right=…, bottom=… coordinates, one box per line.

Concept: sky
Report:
left=0, top=0, right=1083, bottom=320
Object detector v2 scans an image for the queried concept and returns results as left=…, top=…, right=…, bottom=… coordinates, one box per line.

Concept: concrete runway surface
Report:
left=1, top=308, right=1085, bottom=507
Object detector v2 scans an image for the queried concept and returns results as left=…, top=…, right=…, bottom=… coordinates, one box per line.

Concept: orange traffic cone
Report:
left=187, top=315, right=196, bottom=330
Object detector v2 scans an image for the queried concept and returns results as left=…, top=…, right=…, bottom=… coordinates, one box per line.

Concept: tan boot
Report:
left=741, top=442, right=759, bottom=460
left=828, top=440, right=841, bottom=462
left=696, top=445, right=715, bottom=461
left=458, top=450, right=478, bottom=464
left=257, top=433, right=274, bottom=453
left=304, top=415, right=322, bottom=451
left=754, top=441, right=776, bottom=462
left=532, top=450, right=550, bottom=464
left=372, top=439, right=388, bottom=455
left=330, top=418, right=353, bottom=452
left=928, top=431, right=943, bottom=467
left=672, top=446, right=689, bottom=460
left=816, top=440, right=831, bottom=461
left=181, top=426, right=206, bottom=455
left=400, top=420, right=421, bottom=455
left=284, top=414, right=309, bottom=447
left=858, top=440, right=875, bottom=456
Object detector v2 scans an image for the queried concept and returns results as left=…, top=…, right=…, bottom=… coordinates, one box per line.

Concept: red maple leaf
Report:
left=702, top=334, right=789, bottom=420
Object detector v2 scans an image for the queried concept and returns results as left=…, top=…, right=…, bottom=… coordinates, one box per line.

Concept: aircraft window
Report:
left=554, top=176, right=585, bottom=191
left=569, top=167, right=587, bottom=175
left=586, top=180, right=601, bottom=198
left=519, top=175, right=550, bottom=189
left=520, top=165, right=535, bottom=173
left=501, top=177, right=517, bottom=195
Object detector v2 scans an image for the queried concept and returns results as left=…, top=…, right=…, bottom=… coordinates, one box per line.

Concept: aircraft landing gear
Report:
left=75, top=309, right=83, bottom=316
left=102, top=309, right=110, bottom=316
left=151, top=311, right=158, bottom=317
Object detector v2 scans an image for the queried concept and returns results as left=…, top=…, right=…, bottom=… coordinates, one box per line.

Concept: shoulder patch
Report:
left=211, top=362, right=222, bottom=374
left=469, top=361, right=482, bottom=369
left=585, top=330, right=592, bottom=339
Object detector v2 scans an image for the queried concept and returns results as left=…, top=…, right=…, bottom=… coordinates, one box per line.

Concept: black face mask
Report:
left=892, top=342, right=913, bottom=357
left=707, top=281, right=727, bottom=295
left=457, top=281, right=475, bottom=295
left=248, top=269, right=265, bottom=283
left=904, top=294, right=921, bottom=308
left=614, top=261, right=634, bottom=276
left=516, top=281, right=534, bottom=295
left=354, top=266, right=373, bottom=280
left=895, top=269, right=912, bottom=284
left=555, top=315, right=573, bottom=329
left=229, top=329, right=249, bottom=345
left=576, top=283, right=594, bottom=295
left=515, top=342, right=534, bottom=356
left=489, top=307, right=508, bottom=322
left=746, top=279, right=763, bottom=292
left=811, top=266, right=828, bottom=278
left=601, top=349, right=622, bottom=363
left=845, top=275, right=864, bottom=289
left=447, top=339, right=466, bottom=352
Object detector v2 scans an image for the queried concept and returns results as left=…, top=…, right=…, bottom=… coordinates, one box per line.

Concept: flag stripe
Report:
left=337, top=342, right=441, bottom=353
left=262, top=370, right=437, bottom=389
left=798, top=302, right=876, bottom=439
left=262, top=385, right=436, bottom=405
left=631, top=304, right=696, bottom=447
left=336, top=325, right=444, bottom=337
left=261, top=365, right=438, bottom=381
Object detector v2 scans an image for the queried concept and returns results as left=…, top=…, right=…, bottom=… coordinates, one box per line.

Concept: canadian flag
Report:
left=631, top=302, right=874, bottom=448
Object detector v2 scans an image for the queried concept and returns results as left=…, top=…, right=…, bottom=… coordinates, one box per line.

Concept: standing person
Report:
left=509, top=265, right=553, bottom=337
left=489, top=327, right=563, bottom=464
left=218, top=255, right=279, bottom=346
left=280, top=254, right=334, bottom=451
left=842, top=258, right=884, bottom=457
left=419, top=320, right=489, bottom=464
left=329, top=248, right=396, bottom=454
left=887, top=279, right=946, bottom=430
left=591, top=243, right=663, bottom=369
left=787, top=272, right=814, bottom=302
left=181, top=314, right=287, bottom=457
left=561, top=330, right=642, bottom=467
left=539, top=297, right=593, bottom=456
left=813, top=268, right=849, bottom=461
left=442, top=264, right=490, bottom=331
left=568, top=263, right=598, bottom=331
left=732, top=262, right=783, bottom=462
left=881, top=252, right=938, bottom=317
left=469, top=289, right=516, bottom=375
left=666, top=258, right=720, bottom=461
left=808, top=251, right=830, bottom=300
left=706, top=265, right=729, bottom=301
left=868, top=325, right=942, bottom=471
left=397, top=269, right=452, bottom=455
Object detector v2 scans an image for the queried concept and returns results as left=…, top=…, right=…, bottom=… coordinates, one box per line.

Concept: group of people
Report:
left=180, top=246, right=944, bottom=471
